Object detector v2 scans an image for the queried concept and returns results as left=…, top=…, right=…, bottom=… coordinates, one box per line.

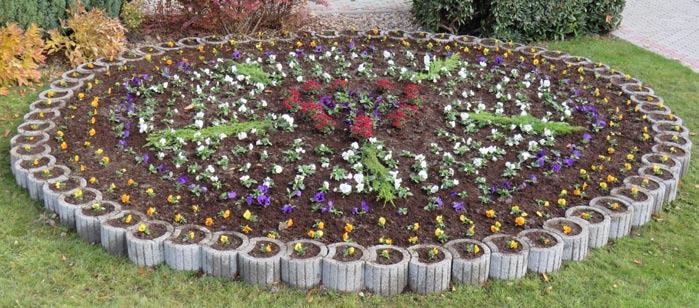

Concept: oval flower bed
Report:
left=11, top=30, right=690, bottom=294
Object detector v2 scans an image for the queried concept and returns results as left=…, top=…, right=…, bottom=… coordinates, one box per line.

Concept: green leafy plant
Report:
left=361, top=144, right=397, bottom=206
left=0, top=23, right=45, bottom=95
left=467, top=112, right=585, bottom=135
left=146, top=120, right=272, bottom=148
left=45, top=1, right=126, bottom=66
left=416, top=54, right=461, bottom=81
left=120, top=0, right=145, bottom=31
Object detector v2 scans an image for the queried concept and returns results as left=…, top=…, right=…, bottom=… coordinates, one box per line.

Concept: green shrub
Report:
left=491, top=0, right=590, bottom=41
left=585, top=0, right=626, bottom=34
left=120, top=0, right=146, bottom=31
left=411, top=0, right=626, bottom=42
left=0, top=0, right=123, bottom=30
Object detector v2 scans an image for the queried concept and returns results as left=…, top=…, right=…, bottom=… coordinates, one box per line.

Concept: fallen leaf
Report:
left=61, top=255, right=67, bottom=261
left=3, top=129, right=10, bottom=138
left=542, top=273, right=549, bottom=282
left=633, top=259, right=642, bottom=265
left=0, top=87, right=8, bottom=96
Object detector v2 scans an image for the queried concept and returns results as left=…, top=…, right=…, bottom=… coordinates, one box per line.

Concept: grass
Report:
left=467, top=112, right=585, bottom=135
left=1, top=36, right=698, bottom=307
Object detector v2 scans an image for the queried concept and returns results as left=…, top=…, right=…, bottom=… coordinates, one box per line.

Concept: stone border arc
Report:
left=9, top=30, right=691, bottom=295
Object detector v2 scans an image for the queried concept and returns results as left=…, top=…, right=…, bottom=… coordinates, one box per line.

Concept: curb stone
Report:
left=239, top=237, right=287, bottom=286
left=201, top=231, right=250, bottom=279
left=281, top=239, right=328, bottom=289
left=125, top=220, right=174, bottom=267
left=75, top=200, right=122, bottom=244
left=543, top=217, right=590, bottom=261
left=164, top=224, right=213, bottom=271
left=365, top=245, right=409, bottom=296
left=483, top=235, right=529, bottom=280
left=517, top=229, right=564, bottom=273
left=100, top=210, right=147, bottom=257
left=407, top=244, right=452, bottom=294
left=565, top=206, right=611, bottom=249
left=444, top=239, right=490, bottom=285
left=322, top=242, right=368, bottom=292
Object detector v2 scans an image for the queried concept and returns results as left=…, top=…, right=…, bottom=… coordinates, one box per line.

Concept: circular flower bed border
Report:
left=10, top=31, right=691, bottom=295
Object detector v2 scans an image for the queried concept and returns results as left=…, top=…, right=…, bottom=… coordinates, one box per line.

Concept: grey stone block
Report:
left=652, top=142, right=690, bottom=178
left=611, top=186, right=654, bottom=227
left=543, top=217, right=589, bottom=261
left=591, top=196, right=634, bottom=239
left=164, top=225, right=212, bottom=271
left=9, top=131, right=50, bottom=148
left=238, top=237, right=287, bottom=287
left=15, top=120, right=56, bottom=137
left=13, top=156, right=55, bottom=190
left=100, top=210, right=146, bottom=257
left=517, top=229, right=564, bottom=273
left=125, top=220, right=174, bottom=267
left=75, top=201, right=121, bottom=244
left=407, top=245, right=452, bottom=294
left=565, top=206, right=611, bottom=249
left=623, top=175, right=667, bottom=214
left=322, top=243, right=368, bottom=292
left=364, top=245, right=409, bottom=296
left=56, top=188, right=102, bottom=230
left=10, top=144, right=51, bottom=173
left=42, top=174, right=84, bottom=213
left=281, top=239, right=328, bottom=289
left=639, top=164, right=678, bottom=203
left=444, top=239, right=490, bottom=285
left=483, top=234, right=529, bottom=280
left=201, top=231, right=250, bottom=279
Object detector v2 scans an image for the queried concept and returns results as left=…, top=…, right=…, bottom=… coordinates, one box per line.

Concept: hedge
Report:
left=411, top=0, right=626, bottom=41
left=0, top=0, right=123, bottom=30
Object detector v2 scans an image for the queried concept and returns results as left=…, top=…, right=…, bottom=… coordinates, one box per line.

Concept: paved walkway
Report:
left=613, top=0, right=699, bottom=72
left=308, top=0, right=411, bottom=14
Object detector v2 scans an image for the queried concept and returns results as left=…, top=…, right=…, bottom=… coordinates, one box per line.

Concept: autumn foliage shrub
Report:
left=46, top=2, right=126, bottom=66
left=0, top=23, right=45, bottom=94
left=162, top=0, right=327, bottom=33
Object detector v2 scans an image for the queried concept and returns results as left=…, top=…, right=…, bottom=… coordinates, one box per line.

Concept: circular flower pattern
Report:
left=40, top=31, right=667, bottom=248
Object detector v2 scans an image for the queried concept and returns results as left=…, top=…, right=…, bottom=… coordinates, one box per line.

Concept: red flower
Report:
left=350, top=114, right=374, bottom=140
left=330, top=79, right=348, bottom=91
left=403, top=83, right=420, bottom=102
left=302, top=80, right=322, bottom=93
left=282, top=88, right=301, bottom=111
left=376, top=79, right=395, bottom=92
left=386, top=104, right=419, bottom=128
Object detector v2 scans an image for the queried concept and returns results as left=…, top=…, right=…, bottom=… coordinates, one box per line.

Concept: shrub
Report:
left=120, top=0, right=146, bottom=31
left=0, top=0, right=123, bottom=30
left=491, top=0, right=589, bottom=41
left=0, top=23, right=45, bottom=93
left=585, top=0, right=626, bottom=34
left=411, top=0, right=626, bottom=41
left=170, top=0, right=327, bottom=33
left=45, top=2, right=126, bottom=66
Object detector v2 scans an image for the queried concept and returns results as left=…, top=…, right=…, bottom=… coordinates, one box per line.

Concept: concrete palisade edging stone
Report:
left=445, top=239, right=490, bottom=285
left=565, top=206, right=611, bottom=249
left=238, top=237, right=287, bottom=286
left=100, top=210, right=147, bottom=257
left=517, top=229, right=564, bottom=273
left=483, top=235, right=529, bottom=280
left=610, top=186, right=654, bottom=227
left=201, top=231, right=250, bottom=279
left=56, top=187, right=102, bottom=229
left=7, top=32, right=692, bottom=295
left=75, top=200, right=122, bottom=244
left=364, top=245, right=409, bottom=296
left=543, top=217, right=590, bottom=261
left=281, top=239, right=328, bottom=289
left=164, top=224, right=212, bottom=271
left=590, top=196, right=634, bottom=240
left=407, top=245, right=452, bottom=294
left=322, top=243, right=368, bottom=292
left=126, top=220, right=174, bottom=267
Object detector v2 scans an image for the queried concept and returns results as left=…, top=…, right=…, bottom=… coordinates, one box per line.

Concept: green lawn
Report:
left=1, top=37, right=697, bottom=307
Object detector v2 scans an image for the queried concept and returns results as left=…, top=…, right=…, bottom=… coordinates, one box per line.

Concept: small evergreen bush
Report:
left=0, top=0, right=123, bottom=30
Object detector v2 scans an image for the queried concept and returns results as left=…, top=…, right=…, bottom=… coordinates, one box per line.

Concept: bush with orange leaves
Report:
left=0, top=23, right=45, bottom=95
left=45, top=1, right=126, bottom=66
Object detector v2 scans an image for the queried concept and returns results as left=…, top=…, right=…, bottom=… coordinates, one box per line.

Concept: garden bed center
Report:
left=48, top=31, right=654, bottom=248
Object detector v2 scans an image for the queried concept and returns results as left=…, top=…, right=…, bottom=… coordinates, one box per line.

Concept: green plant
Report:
left=411, top=0, right=626, bottom=41
left=45, top=1, right=126, bottom=66
left=0, top=0, right=123, bottom=31
left=120, top=0, right=145, bottom=31
left=146, top=120, right=273, bottom=148
left=416, top=54, right=461, bottom=81
left=585, top=0, right=626, bottom=34
left=467, top=112, right=585, bottom=135
left=0, top=23, right=45, bottom=95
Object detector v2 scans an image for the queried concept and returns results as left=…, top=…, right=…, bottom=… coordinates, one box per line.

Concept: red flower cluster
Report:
left=282, top=87, right=335, bottom=133
left=350, top=114, right=374, bottom=140
left=376, top=79, right=395, bottom=92
left=329, top=79, right=348, bottom=91
left=403, top=83, right=420, bottom=102
left=386, top=104, right=418, bottom=129
left=302, top=80, right=322, bottom=93
left=282, top=88, right=302, bottom=111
